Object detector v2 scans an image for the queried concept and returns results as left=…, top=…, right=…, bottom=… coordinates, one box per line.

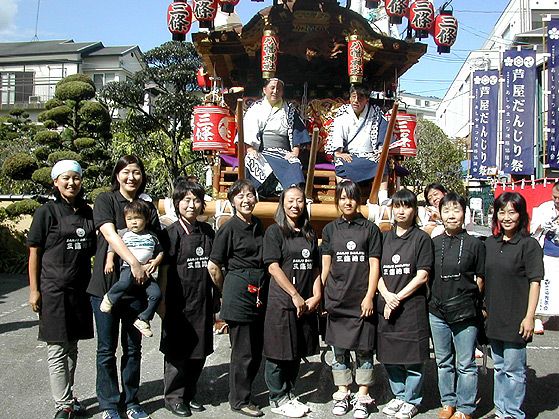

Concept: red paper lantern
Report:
left=347, top=34, right=364, bottom=84
left=196, top=67, right=211, bottom=91
left=192, top=105, right=232, bottom=151
left=219, top=0, right=240, bottom=13
left=167, top=1, right=192, bottom=42
left=385, top=0, right=409, bottom=25
left=261, top=28, right=280, bottom=79
left=193, top=0, right=219, bottom=29
left=434, top=9, right=458, bottom=54
left=409, top=0, right=434, bottom=39
left=389, top=113, right=418, bottom=157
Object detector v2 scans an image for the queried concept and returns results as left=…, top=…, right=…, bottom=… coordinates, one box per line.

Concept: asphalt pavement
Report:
left=1, top=273, right=559, bottom=419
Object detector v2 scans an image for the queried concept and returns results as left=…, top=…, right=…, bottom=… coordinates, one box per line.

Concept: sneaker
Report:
left=54, top=407, right=74, bottom=419
left=289, top=396, right=311, bottom=414
left=126, top=407, right=151, bottom=419
left=231, top=404, right=264, bottom=417
left=133, top=319, right=153, bottom=337
left=100, top=294, right=113, bottom=313
left=394, top=402, right=418, bottom=419
left=101, top=410, right=122, bottom=419
left=352, top=395, right=372, bottom=419
left=534, top=318, right=544, bottom=335
left=382, top=398, right=405, bottom=416
left=475, top=348, right=484, bottom=359
left=450, top=412, right=472, bottom=419
left=270, top=399, right=306, bottom=418
left=332, top=391, right=352, bottom=416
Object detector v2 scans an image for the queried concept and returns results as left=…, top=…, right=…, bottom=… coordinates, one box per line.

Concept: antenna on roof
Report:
left=32, top=0, right=41, bottom=41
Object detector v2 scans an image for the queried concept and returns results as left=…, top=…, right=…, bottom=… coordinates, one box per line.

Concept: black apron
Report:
left=324, top=223, right=376, bottom=351
left=220, top=268, right=268, bottom=323
left=160, top=222, right=214, bottom=359
left=263, top=235, right=319, bottom=360
left=377, top=227, right=430, bottom=364
left=39, top=202, right=95, bottom=342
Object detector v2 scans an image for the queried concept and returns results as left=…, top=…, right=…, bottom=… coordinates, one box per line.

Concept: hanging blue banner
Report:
left=501, top=49, right=536, bottom=175
left=470, top=70, right=499, bottom=178
left=547, top=18, right=559, bottom=169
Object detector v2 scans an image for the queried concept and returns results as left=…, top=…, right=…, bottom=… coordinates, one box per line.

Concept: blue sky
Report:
left=0, top=0, right=511, bottom=98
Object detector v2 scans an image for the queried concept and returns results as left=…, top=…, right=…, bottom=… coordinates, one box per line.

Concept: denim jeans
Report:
left=265, top=358, right=300, bottom=404
left=384, top=363, right=425, bottom=405
left=46, top=341, right=78, bottom=410
left=331, top=346, right=374, bottom=386
left=91, top=295, right=145, bottom=411
left=429, top=313, right=478, bottom=415
left=490, top=339, right=527, bottom=419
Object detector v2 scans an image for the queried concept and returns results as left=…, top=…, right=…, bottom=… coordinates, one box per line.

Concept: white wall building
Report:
left=0, top=40, right=144, bottom=120
left=398, top=92, right=441, bottom=123
left=436, top=0, right=559, bottom=139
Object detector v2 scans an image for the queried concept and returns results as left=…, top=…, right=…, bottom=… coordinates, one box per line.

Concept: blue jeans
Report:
left=91, top=295, right=145, bottom=411
left=490, top=339, right=527, bottom=419
left=106, top=266, right=161, bottom=322
left=384, top=363, right=425, bottom=405
left=331, top=346, right=374, bottom=386
left=429, top=313, right=478, bottom=415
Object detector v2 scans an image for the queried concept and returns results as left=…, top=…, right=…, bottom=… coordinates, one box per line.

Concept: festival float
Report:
left=164, top=0, right=458, bottom=233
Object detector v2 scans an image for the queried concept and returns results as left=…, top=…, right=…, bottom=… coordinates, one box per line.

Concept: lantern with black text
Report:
left=347, top=34, right=364, bottom=84
left=219, top=0, right=240, bottom=13
left=409, top=0, right=434, bottom=39
left=433, top=9, right=458, bottom=53
left=261, top=28, right=279, bottom=79
left=193, top=0, right=218, bottom=29
left=167, top=1, right=192, bottom=41
left=385, top=0, right=409, bottom=25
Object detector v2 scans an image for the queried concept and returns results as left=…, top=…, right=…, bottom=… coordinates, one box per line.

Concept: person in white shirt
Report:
left=327, top=84, right=389, bottom=202
left=530, top=180, right=559, bottom=334
left=243, top=78, right=310, bottom=197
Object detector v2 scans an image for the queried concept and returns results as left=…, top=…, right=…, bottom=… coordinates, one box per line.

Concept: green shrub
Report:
left=74, top=137, right=96, bottom=149
left=84, top=164, right=103, bottom=178
left=35, top=130, right=60, bottom=145
left=5, top=199, right=41, bottom=217
left=42, top=120, right=58, bottom=129
left=55, top=81, right=95, bottom=102
left=38, top=105, right=72, bottom=125
left=89, top=186, right=111, bottom=202
left=2, top=153, right=37, bottom=180
left=34, top=146, right=52, bottom=161
left=0, top=225, right=28, bottom=274
left=47, top=151, right=81, bottom=165
left=44, top=98, right=63, bottom=110
left=57, top=73, right=96, bottom=90
left=31, top=167, right=54, bottom=188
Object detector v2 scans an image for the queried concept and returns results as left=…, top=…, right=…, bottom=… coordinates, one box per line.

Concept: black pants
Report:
left=228, top=318, right=264, bottom=409
left=264, top=358, right=300, bottom=404
left=163, top=355, right=206, bottom=406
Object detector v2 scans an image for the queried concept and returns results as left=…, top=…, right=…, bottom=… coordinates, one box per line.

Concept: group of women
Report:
left=29, top=154, right=542, bottom=419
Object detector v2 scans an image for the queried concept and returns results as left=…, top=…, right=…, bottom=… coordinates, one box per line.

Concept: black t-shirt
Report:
left=485, top=232, right=544, bottom=344
left=210, top=215, right=264, bottom=270
left=321, top=214, right=382, bottom=258
left=429, top=231, right=485, bottom=312
left=87, top=191, right=162, bottom=297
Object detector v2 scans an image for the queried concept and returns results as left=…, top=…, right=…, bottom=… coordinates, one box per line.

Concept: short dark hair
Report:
left=392, top=188, right=418, bottom=226
left=263, top=78, right=284, bottom=88
left=227, top=179, right=257, bottom=204
left=491, top=191, right=530, bottom=237
left=424, top=183, right=447, bottom=203
left=111, top=155, right=147, bottom=196
left=123, top=199, right=151, bottom=220
left=349, top=84, right=370, bottom=98
left=274, top=185, right=315, bottom=242
left=335, top=179, right=361, bottom=209
left=439, top=191, right=466, bottom=213
left=173, top=180, right=206, bottom=215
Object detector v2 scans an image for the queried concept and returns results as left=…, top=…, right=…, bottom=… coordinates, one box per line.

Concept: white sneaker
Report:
left=332, top=391, right=352, bottom=416
left=289, top=396, right=311, bottom=413
left=534, top=318, right=544, bottom=335
left=133, top=319, right=153, bottom=337
left=394, top=402, right=418, bottom=419
left=100, top=294, right=113, bottom=313
left=270, top=399, right=306, bottom=418
left=352, top=394, right=373, bottom=419
left=382, top=398, right=405, bottom=416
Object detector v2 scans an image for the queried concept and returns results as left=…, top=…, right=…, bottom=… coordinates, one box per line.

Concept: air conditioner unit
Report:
left=28, top=95, right=41, bottom=104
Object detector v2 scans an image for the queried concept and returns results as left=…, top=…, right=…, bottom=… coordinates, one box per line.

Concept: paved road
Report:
left=1, top=273, right=558, bottom=419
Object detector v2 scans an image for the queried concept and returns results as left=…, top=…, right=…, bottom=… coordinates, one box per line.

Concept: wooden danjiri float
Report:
left=164, top=0, right=458, bottom=235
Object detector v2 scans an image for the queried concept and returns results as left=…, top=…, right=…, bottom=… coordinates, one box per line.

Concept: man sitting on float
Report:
left=243, top=78, right=311, bottom=197
left=328, top=84, right=390, bottom=203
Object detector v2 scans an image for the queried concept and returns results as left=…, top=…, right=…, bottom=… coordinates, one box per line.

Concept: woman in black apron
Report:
left=377, top=189, right=433, bottom=419
left=208, top=179, right=267, bottom=417
left=262, top=186, right=321, bottom=418
left=321, top=180, right=381, bottom=419
left=159, top=180, right=215, bottom=417
left=27, top=160, right=96, bottom=419
left=484, top=192, right=542, bottom=419
left=87, top=155, right=161, bottom=419
left=429, top=193, right=485, bottom=419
